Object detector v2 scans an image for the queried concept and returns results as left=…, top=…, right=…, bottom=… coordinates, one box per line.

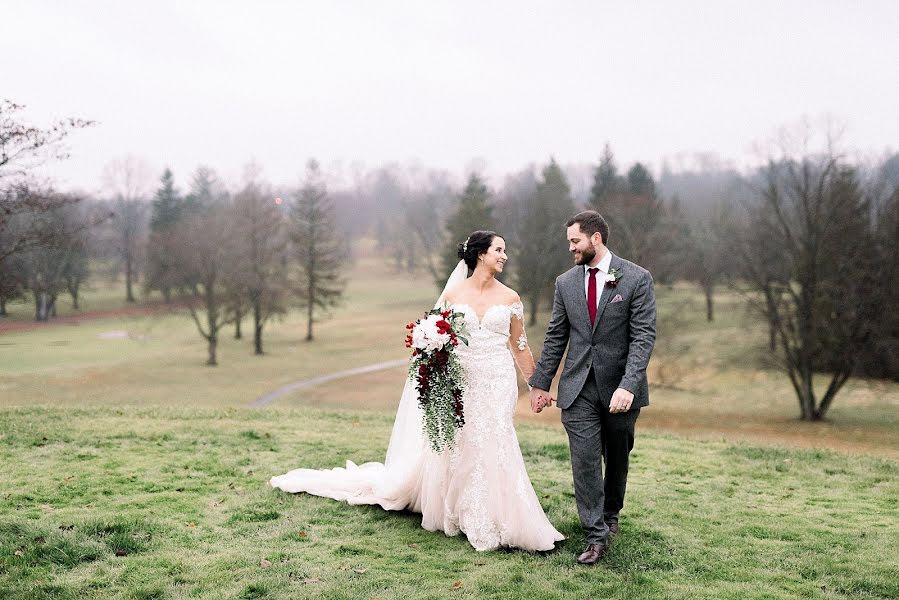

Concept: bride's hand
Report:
left=529, top=388, right=550, bottom=413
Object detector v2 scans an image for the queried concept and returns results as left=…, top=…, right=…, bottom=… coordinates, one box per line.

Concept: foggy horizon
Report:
left=6, top=0, right=898, bottom=194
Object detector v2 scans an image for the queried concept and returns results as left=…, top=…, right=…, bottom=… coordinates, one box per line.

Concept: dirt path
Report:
left=253, top=361, right=899, bottom=459
left=248, top=358, right=409, bottom=407
left=0, top=301, right=183, bottom=335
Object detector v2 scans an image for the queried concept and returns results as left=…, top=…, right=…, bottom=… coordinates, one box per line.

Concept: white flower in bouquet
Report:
left=412, top=314, right=451, bottom=353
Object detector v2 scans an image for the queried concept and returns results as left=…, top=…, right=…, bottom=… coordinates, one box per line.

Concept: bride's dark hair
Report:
left=457, top=230, right=501, bottom=272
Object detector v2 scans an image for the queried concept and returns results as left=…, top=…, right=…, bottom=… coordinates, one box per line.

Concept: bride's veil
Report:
left=270, top=260, right=470, bottom=510
left=382, top=260, right=468, bottom=481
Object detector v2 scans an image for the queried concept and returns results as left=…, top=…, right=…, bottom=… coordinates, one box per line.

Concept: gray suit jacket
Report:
left=528, top=253, right=656, bottom=410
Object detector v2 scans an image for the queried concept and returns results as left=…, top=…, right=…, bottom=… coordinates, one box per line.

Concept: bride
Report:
left=270, top=230, right=564, bottom=552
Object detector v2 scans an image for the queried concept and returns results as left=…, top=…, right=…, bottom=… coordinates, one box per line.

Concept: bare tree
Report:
left=0, top=250, right=24, bottom=316
left=0, top=183, right=81, bottom=263
left=101, top=156, right=152, bottom=303
left=683, top=201, right=739, bottom=321
left=16, top=193, right=89, bottom=320
left=231, top=176, right=288, bottom=354
left=289, top=160, right=344, bottom=341
left=171, top=204, right=237, bottom=366
left=0, top=100, right=94, bottom=279
left=737, top=143, right=887, bottom=421
left=0, top=99, right=94, bottom=181
left=58, top=201, right=93, bottom=310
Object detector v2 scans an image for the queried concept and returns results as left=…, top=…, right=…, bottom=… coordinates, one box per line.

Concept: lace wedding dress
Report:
left=270, top=262, right=564, bottom=552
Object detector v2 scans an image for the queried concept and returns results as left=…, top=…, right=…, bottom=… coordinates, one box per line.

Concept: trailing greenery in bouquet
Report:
left=404, top=307, right=470, bottom=452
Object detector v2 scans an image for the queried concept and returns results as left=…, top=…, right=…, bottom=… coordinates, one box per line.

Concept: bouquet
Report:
left=405, top=307, right=469, bottom=452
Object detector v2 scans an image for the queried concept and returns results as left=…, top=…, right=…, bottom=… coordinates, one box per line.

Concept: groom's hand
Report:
left=529, top=388, right=551, bottom=413
left=609, top=388, right=634, bottom=413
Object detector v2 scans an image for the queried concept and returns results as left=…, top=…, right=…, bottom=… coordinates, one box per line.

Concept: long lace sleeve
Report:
left=509, top=302, right=536, bottom=387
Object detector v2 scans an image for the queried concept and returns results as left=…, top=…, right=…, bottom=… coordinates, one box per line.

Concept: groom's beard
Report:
left=574, top=245, right=596, bottom=265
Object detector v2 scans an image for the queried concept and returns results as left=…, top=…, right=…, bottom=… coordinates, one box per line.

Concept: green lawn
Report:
left=2, top=406, right=897, bottom=599
left=2, top=246, right=898, bottom=598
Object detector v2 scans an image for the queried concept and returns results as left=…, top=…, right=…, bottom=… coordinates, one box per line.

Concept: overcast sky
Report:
left=5, top=0, right=898, bottom=193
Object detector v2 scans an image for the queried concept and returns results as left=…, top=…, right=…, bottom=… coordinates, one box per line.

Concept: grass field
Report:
left=2, top=406, right=898, bottom=600
left=2, top=243, right=898, bottom=598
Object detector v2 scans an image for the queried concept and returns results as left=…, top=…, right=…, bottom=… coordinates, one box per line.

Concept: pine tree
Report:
left=184, top=165, right=217, bottom=213
left=441, top=173, right=495, bottom=282
left=627, top=162, right=656, bottom=196
left=591, top=152, right=670, bottom=276
left=146, top=168, right=184, bottom=302
left=589, top=143, right=623, bottom=209
left=150, top=169, right=181, bottom=230
left=290, top=160, right=344, bottom=341
left=516, top=159, right=576, bottom=324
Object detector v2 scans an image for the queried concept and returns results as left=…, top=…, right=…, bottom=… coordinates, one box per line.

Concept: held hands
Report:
left=609, top=387, right=634, bottom=413
left=529, top=388, right=554, bottom=413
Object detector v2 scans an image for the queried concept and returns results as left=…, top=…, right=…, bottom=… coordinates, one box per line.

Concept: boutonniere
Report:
left=605, top=267, right=623, bottom=288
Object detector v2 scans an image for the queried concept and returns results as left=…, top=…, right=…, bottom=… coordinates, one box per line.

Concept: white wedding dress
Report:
left=270, top=262, right=564, bottom=552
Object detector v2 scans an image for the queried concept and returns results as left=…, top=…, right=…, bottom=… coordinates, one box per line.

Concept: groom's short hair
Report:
left=567, top=210, right=609, bottom=245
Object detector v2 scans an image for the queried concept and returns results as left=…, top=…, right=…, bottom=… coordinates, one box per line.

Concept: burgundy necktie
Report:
left=587, top=268, right=598, bottom=326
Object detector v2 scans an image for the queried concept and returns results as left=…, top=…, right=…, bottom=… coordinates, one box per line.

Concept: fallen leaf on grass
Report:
left=297, top=531, right=307, bottom=539
left=302, top=578, right=320, bottom=584
left=184, top=522, right=196, bottom=528
left=408, top=543, right=418, bottom=548
left=353, top=568, right=367, bottom=574
left=14, top=549, right=24, bottom=557
left=260, top=558, right=272, bottom=569
left=450, top=581, right=463, bottom=591
left=115, top=549, right=128, bottom=557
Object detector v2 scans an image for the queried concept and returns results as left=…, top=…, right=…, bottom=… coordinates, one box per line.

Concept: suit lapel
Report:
left=592, top=253, right=620, bottom=334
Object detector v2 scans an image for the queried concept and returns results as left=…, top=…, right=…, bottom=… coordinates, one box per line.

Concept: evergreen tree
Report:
left=627, top=162, right=656, bottom=196
left=146, top=168, right=184, bottom=302
left=441, top=173, right=495, bottom=283
left=150, top=169, right=181, bottom=230
left=290, top=159, right=344, bottom=341
left=184, top=165, right=217, bottom=213
left=516, top=159, right=576, bottom=324
left=594, top=157, right=671, bottom=277
left=589, top=143, right=623, bottom=209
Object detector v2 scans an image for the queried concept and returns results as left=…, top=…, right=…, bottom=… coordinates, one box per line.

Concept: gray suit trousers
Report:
left=561, top=370, right=640, bottom=545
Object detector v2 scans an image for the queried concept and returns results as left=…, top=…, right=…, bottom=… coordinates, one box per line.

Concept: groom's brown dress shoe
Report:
left=607, top=522, right=619, bottom=537
left=576, top=543, right=608, bottom=565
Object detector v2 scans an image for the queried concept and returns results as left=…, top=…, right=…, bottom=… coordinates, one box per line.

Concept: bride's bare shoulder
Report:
left=495, top=282, right=522, bottom=305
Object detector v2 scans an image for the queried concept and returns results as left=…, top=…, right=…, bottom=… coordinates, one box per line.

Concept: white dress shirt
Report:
left=583, top=249, right=612, bottom=309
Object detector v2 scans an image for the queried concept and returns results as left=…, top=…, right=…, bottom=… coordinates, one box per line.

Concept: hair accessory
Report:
left=463, top=238, right=469, bottom=253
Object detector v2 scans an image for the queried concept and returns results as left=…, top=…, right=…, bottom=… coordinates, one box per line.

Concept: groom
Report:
left=528, top=210, right=656, bottom=565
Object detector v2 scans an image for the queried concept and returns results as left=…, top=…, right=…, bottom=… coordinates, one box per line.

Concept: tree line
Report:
left=1, top=102, right=346, bottom=365
left=1, top=100, right=896, bottom=420
left=381, top=142, right=897, bottom=422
